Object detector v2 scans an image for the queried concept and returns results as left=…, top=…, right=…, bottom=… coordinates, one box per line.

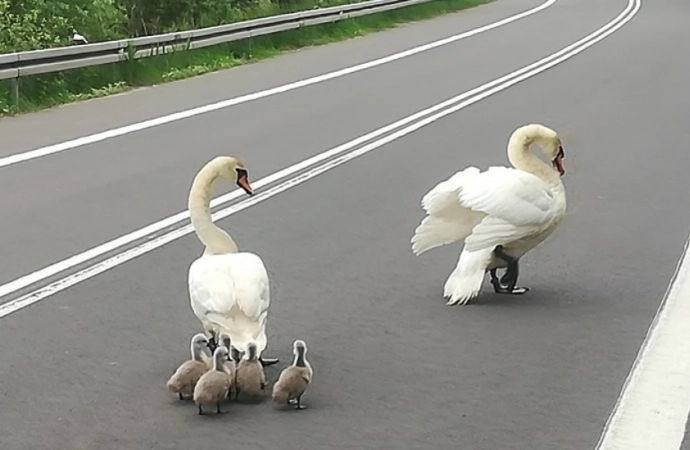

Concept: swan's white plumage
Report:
left=186, top=156, right=272, bottom=357
left=411, top=123, right=567, bottom=305
left=188, top=252, right=270, bottom=355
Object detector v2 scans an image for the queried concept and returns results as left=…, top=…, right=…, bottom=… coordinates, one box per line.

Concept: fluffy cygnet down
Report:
left=235, top=342, right=267, bottom=400
left=193, top=345, right=232, bottom=415
left=166, top=333, right=211, bottom=400
left=272, top=339, right=313, bottom=410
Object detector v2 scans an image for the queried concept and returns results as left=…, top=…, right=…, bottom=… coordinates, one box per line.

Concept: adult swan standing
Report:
left=411, top=123, right=567, bottom=306
left=187, top=156, right=278, bottom=366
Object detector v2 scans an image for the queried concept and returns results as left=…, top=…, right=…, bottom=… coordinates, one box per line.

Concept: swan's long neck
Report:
left=188, top=162, right=239, bottom=254
left=507, top=128, right=560, bottom=187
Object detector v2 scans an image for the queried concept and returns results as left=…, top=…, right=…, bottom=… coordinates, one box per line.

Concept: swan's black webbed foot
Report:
left=260, top=357, right=280, bottom=367
left=490, top=245, right=530, bottom=295
left=490, top=269, right=529, bottom=294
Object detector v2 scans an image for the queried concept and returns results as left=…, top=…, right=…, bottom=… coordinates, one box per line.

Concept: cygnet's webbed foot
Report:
left=293, top=396, right=307, bottom=410
left=260, top=357, right=279, bottom=367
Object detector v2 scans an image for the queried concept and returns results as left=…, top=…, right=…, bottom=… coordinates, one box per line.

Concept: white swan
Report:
left=187, top=156, right=278, bottom=366
left=411, top=123, right=567, bottom=305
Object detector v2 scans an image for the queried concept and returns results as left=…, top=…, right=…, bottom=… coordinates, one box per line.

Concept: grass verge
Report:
left=0, top=0, right=487, bottom=116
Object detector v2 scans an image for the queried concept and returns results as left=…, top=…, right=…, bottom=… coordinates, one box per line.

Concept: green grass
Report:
left=0, top=0, right=487, bottom=116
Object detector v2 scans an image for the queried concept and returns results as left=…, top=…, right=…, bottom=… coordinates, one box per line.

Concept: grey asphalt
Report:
left=1, top=0, right=689, bottom=449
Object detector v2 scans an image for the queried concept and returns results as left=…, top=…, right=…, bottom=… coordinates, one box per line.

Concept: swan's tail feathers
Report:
left=411, top=216, right=467, bottom=256
left=443, top=248, right=493, bottom=306
left=204, top=310, right=267, bottom=356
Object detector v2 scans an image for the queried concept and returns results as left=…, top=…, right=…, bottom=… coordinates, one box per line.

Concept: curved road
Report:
left=1, top=0, right=689, bottom=448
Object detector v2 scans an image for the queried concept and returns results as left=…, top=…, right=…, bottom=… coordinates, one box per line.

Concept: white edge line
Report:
left=0, top=0, right=630, bottom=301
left=0, top=0, right=559, bottom=170
left=595, top=228, right=690, bottom=450
left=0, top=0, right=639, bottom=319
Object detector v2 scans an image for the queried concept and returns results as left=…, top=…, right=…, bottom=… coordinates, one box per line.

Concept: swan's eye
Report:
left=235, top=168, right=248, bottom=179
left=557, top=145, right=564, bottom=159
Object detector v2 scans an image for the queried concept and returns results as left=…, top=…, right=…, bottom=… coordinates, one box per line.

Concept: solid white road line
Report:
left=0, top=0, right=640, bottom=319
left=0, top=0, right=558, bottom=171
left=596, top=230, right=690, bottom=450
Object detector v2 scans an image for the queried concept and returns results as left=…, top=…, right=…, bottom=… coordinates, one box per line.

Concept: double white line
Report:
left=0, top=0, right=640, bottom=319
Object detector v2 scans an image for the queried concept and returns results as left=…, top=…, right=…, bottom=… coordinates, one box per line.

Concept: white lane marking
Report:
left=0, top=0, right=558, bottom=170
left=0, top=0, right=635, bottom=302
left=595, top=241, right=690, bottom=450
left=0, top=0, right=640, bottom=319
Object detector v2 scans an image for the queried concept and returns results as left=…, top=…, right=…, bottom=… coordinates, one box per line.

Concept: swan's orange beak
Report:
left=552, top=145, right=565, bottom=176
left=236, top=173, right=254, bottom=196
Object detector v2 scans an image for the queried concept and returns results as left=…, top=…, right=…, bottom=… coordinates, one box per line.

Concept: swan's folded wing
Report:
left=232, top=257, right=270, bottom=321
left=188, top=254, right=269, bottom=322
left=458, top=166, right=558, bottom=252
left=188, top=261, right=238, bottom=317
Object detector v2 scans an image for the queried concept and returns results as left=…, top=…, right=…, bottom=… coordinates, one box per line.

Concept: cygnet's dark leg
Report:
left=216, top=403, right=227, bottom=414
left=294, top=395, right=307, bottom=410
left=178, top=393, right=184, bottom=400
left=198, top=405, right=204, bottom=415
left=259, top=357, right=280, bottom=367
left=491, top=245, right=529, bottom=295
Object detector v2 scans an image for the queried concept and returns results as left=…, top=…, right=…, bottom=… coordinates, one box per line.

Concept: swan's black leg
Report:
left=206, top=334, right=218, bottom=353
left=491, top=246, right=529, bottom=295
left=260, top=357, right=280, bottom=367
left=500, top=263, right=519, bottom=288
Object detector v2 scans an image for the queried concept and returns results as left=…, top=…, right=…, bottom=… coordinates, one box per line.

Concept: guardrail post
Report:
left=9, top=78, right=19, bottom=106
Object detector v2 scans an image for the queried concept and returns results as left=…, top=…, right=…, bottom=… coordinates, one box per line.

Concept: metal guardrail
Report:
left=0, top=0, right=432, bottom=100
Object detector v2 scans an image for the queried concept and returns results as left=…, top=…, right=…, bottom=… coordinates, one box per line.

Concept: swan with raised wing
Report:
left=187, top=156, right=278, bottom=366
left=411, top=123, right=567, bottom=305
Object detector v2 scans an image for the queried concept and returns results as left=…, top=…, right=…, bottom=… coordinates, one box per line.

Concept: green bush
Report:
left=0, top=0, right=359, bottom=52
left=0, top=0, right=487, bottom=114
left=0, top=0, right=126, bottom=51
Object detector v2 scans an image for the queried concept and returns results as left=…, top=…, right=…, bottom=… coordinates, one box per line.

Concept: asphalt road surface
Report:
left=1, top=0, right=689, bottom=449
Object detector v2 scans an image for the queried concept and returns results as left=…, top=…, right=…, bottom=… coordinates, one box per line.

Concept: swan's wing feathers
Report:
left=188, top=253, right=269, bottom=321
left=420, top=166, right=481, bottom=216
left=412, top=167, right=485, bottom=255
left=189, top=263, right=238, bottom=314
left=233, top=261, right=270, bottom=320
left=459, top=167, right=558, bottom=252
